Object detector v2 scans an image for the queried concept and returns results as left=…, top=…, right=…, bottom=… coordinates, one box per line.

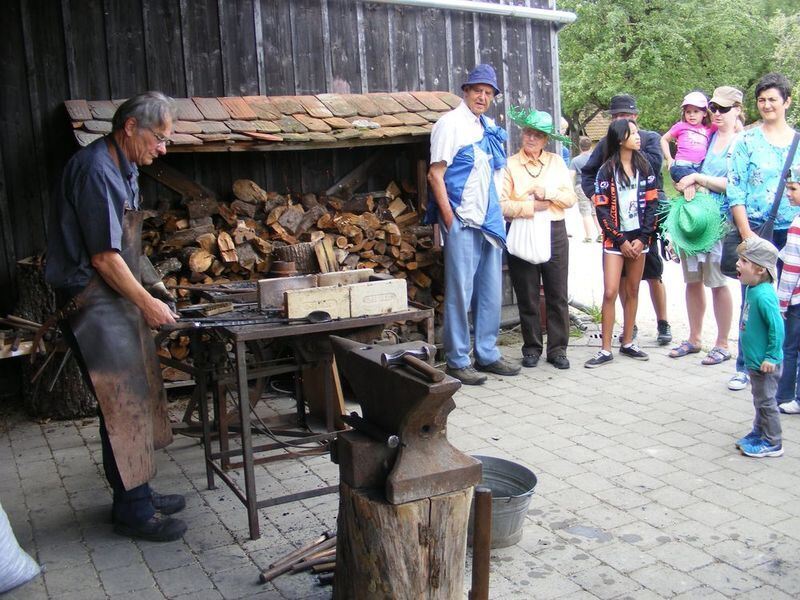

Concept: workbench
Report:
left=163, top=305, right=434, bottom=539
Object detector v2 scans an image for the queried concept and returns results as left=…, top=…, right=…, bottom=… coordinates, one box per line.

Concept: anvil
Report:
left=330, top=336, right=481, bottom=504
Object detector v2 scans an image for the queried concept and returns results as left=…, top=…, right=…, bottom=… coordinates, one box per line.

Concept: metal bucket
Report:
left=468, top=455, right=537, bottom=548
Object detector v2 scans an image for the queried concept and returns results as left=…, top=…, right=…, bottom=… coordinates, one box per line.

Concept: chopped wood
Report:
left=314, top=237, right=338, bottom=273
left=387, top=198, right=407, bottom=218
left=278, top=205, right=306, bottom=236
left=218, top=204, right=238, bottom=226
left=218, top=232, right=238, bottom=263
left=184, top=247, right=214, bottom=273
left=196, top=233, right=217, bottom=253
left=230, top=200, right=257, bottom=219
left=231, top=221, right=257, bottom=244
left=233, top=179, right=269, bottom=204
left=164, top=225, right=215, bottom=248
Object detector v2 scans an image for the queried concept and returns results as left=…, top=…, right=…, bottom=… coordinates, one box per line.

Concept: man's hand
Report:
left=142, top=296, right=178, bottom=328
left=149, top=281, right=177, bottom=313
left=760, top=360, right=777, bottom=374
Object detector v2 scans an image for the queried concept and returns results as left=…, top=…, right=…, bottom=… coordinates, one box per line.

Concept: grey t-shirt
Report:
left=569, top=152, right=590, bottom=175
left=45, top=136, right=139, bottom=292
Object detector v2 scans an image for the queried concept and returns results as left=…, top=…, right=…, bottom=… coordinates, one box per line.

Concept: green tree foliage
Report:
left=769, top=11, right=800, bottom=126
left=559, top=0, right=777, bottom=137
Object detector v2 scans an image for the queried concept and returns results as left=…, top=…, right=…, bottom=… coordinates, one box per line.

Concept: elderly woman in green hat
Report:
left=501, top=107, right=577, bottom=369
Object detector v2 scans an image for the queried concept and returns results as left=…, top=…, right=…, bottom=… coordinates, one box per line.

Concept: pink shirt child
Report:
left=666, top=121, right=717, bottom=164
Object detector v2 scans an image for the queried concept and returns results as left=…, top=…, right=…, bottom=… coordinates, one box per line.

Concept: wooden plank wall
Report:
left=0, top=0, right=558, bottom=313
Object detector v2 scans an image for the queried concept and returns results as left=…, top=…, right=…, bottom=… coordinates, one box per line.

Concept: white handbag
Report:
left=506, top=211, right=552, bottom=264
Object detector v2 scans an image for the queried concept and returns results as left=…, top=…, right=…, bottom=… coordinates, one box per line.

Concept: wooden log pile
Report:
left=142, top=179, right=444, bottom=311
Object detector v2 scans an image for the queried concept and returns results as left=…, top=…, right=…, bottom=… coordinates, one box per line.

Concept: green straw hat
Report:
left=661, top=192, right=726, bottom=256
left=508, top=106, right=571, bottom=145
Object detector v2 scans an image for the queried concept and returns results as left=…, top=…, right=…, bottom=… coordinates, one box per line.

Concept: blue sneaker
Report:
left=735, top=430, right=762, bottom=449
left=740, top=438, right=784, bottom=458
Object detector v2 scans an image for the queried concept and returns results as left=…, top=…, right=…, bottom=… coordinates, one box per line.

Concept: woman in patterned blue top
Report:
left=726, top=73, right=800, bottom=391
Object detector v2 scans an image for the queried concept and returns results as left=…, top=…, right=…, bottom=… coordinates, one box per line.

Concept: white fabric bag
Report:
left=0, top=500, right=40, bottom=593
left=506, top=211, right=552, bottom=264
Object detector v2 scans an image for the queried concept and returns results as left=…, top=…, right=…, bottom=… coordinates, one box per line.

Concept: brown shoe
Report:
left=445, top=366, right=487, bottom=385
left=475, top=357, right=521, bottom=376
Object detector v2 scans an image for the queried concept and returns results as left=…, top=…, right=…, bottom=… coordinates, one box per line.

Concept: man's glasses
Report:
left=708, top=104, right=733, bottom=114
left=145, top=127, right=171, bottom=146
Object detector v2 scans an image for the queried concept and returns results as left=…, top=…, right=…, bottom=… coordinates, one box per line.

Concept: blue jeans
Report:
left=735, top=226, right=788, bottom=373
left=670, top=163, right=702, bottom=183
left=777, top=304, right=800, bottom=403
left=441, top=217, right=502, bottom=369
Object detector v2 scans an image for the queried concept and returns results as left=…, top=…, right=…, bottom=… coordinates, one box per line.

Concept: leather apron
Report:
left=67, top=210, right=172, bottom=491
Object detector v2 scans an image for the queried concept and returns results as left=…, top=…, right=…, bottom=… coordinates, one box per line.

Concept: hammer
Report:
left=380, top=346, right=445, bottom=383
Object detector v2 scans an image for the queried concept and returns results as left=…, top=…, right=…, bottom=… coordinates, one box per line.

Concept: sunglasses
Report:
left=708, top=103, right=733, bottom=114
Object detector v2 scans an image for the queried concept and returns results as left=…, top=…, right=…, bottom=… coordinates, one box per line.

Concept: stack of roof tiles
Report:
left=65, top=91, right=462, bottom=150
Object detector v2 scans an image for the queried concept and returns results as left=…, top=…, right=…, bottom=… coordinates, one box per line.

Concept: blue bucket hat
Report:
left=461, top=64, right=500, bottom=96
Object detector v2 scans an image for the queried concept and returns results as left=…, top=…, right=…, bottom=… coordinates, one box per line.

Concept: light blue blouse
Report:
left=727, top=127, right=800, bottom=230
left=700, top=132, right=734, bottom=213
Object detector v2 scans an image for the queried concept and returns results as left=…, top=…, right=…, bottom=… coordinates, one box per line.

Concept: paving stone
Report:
left=196, top=543, right=250, bottom=573
left=568, top=565, right=641, bottom=599
left=139, top=540, right=197, bottom=572
left=99, top=562, right=157, bottom=595
left=42, top=562, right=100, bottom=595
left=691, top=561, right=762, bottom=595
left=36, top=540, right=92, bottom=571
left=649, top=540, right=715, bottom=571
left=153, top=563, right=214, bottom=596
left=679, top=501, right=740, bottom=527
left=91, top=540, right=142, bottom=571
left=210, top=564, right=263, bottom=599
left=629, top=564, right=701, bottom=596
left=2, top=577, right=47, bottom=599
left=588, top=542, right=656, bottom=573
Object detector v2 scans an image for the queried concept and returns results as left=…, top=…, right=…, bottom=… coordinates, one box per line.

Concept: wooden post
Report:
left=334, top=482, right=473, bottom=600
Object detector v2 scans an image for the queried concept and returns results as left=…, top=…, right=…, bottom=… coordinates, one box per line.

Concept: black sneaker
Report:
left=152, top=491, right=186, bottom=516
left=656, top=320, right=672, bottom=346
left=619, top=343, right=649, bottom=361
left=113, top=515, right=187, bottom=542
left=446, top=366, right=487, bottom=385
left=584, top=350, right=613, bottom=368
left=475, top=357, right=521, bottom=376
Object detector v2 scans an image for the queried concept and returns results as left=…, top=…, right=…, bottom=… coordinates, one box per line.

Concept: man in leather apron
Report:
left=46, top=92, right=187, bottom=542
left=426, top=64, right=521, bottom=385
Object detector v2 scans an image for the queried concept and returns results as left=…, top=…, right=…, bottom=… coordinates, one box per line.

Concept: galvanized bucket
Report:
left=468, top=455, right=537, bottom=548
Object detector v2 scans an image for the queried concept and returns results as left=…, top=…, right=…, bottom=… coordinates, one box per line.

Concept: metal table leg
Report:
left=191, top=333, right=215, bottom=490
left=235, top=340, right=260, bottom=539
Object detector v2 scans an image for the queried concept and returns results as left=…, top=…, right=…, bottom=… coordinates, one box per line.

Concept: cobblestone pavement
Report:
left=3, top=239, right=800, bottom=599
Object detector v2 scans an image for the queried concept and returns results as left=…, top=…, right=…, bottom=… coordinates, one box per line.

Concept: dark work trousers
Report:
left=508, top=219, right=570, bottom=360
left=58, top=308, right=154, bottom=525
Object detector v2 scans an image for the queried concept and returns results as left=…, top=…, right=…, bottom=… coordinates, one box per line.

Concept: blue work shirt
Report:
left=46, top=136, right=139, bottom=292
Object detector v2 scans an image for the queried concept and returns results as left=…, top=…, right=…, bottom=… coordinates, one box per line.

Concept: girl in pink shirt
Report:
left=660, top=91, right=717, bottom=183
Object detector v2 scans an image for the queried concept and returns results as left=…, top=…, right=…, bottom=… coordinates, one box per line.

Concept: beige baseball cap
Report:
left=737, top=236, right=778, bottom=283
left=710, top=86, right=743, bottom=108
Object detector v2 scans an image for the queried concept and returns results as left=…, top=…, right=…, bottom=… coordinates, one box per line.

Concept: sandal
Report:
left=701, top=347, right=732, bottom=365
left=669, top=340, right=701, bottom=358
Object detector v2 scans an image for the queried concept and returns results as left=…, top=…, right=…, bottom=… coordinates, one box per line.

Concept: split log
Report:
left=233, top=179, right=269, bottom=204
left=218, top=232, right=238, bottom=263
left=163, top=224, right=215, bottom=248
left=231, top=200, right=257, bottom=219
left=196, top=233, right=217, bottom=253
left=300, top=193, right=320, bottom=210
left=278, top=205, right=306, bottom=236
left=387, top=197, right=407, bottom=219
left=296, top=205, right=328, bottom=236
left=185, top=197, right=219, bottom=219
left=218, top=203, right=238, bottom=226
left=334, top=483, right=472, bottom=600
left=184, top=247, right=214, bottom=273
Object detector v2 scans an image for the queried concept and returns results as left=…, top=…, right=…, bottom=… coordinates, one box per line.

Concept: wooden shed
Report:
left=0, top=0, right=573, bottom=314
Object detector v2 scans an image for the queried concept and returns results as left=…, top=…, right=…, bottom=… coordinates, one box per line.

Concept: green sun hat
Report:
left=508, top=106, right=571, bottom=145
left=661, top=192, right=727, bottom=256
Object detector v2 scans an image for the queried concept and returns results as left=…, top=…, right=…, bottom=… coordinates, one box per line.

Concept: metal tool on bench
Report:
left=330, top=336, right=481, bottom=504
left=161, top=309, right=332, bottom=331
left=380, top=344, right=444, bottom=382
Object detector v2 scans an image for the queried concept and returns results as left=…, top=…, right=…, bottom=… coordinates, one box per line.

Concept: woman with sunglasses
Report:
left=669, top=86, right=742, bottom=367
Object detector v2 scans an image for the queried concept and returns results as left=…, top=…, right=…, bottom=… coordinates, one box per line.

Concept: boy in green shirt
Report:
left=735, top=237, right=785, bottom=457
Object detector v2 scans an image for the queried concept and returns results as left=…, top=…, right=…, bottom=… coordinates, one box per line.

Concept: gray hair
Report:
left=112, top=91, right=176, bottom=131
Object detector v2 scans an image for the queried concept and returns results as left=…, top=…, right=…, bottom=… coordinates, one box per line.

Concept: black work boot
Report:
left=151, top=491, right=186, bottom=515
left=113, top=515, right=187, bottom=542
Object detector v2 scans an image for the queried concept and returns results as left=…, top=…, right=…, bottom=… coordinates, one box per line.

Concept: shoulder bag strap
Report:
left=766, top=131, right=800, bottom=222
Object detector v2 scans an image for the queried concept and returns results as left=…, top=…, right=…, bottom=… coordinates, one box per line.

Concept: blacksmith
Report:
left=426, top=64, right=520, bottom=385
left=46, top=91, right=187, bottom=542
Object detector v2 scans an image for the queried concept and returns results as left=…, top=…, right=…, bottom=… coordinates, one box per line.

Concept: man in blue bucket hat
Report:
left=426, top=64, right=520, bottom=385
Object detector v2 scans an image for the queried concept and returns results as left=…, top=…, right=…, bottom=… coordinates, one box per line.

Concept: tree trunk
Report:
left=334, top=482, right=472, bottom=600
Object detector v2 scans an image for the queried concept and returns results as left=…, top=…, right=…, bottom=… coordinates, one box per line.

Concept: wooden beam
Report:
left=140, top=161, right=217, bottom=203
left=324, top=150, right=385, bottom=199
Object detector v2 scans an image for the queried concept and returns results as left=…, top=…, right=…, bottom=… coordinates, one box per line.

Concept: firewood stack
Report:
left=141, top=179, right=443, bottom=313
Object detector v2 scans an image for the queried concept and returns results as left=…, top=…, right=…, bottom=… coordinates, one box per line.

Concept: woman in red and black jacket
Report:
left=585, top=119, right=659, bottom=368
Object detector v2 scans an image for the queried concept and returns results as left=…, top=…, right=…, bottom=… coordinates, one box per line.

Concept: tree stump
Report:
left=334, top=482, right=473, bottom=600
left=15, top=257, right=95, bottom=419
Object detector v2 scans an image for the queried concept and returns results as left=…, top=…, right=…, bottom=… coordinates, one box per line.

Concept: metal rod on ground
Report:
left=469, top=485, right=492, bottom=600
left=259, top=532, right=335, bottom=583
